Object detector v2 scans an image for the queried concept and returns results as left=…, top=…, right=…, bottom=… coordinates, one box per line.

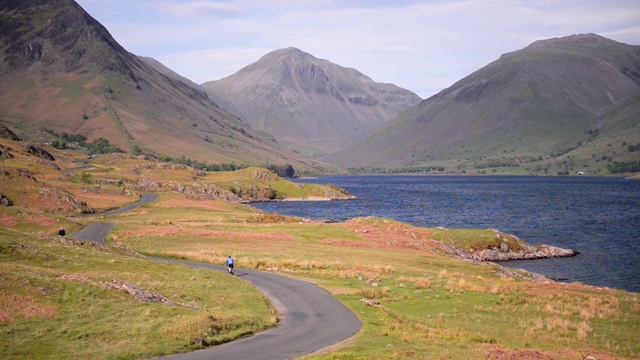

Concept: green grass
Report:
left=0, top=228, right=276, bottom=359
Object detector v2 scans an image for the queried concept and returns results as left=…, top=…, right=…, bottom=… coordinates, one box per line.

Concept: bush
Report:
left=608, top=160, right=640, bottom=174
left=267, top=163, right=295, bottom=178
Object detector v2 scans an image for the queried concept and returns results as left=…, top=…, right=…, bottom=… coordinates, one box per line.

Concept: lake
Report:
left=252, top=175, right=640, bottom=293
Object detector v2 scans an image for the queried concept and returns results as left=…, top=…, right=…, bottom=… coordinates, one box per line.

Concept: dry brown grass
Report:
left=120, top=227, right=298, bottom=243
left=397, top=275, right=433, bottom=289
left=65, top=190, right=137, bottom=213
left=335, top=218, right=440, bottom=254
left=0, top=292, right=58, bottom=324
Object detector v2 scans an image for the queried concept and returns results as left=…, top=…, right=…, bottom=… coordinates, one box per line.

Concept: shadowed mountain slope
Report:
left=202, top=48, right=421, bottom=158
left=0, top=0, right=335, bottom=174
left=324, top=34, right=640, bottom=174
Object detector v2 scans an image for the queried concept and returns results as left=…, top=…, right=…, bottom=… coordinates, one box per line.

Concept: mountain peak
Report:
left=257, top=47, right=317, bottom=64
left=526, top=33, right=622, bottom=50
left=0, top=0, right=134, bottom=77
left=202, top=48, right=421, bottom=157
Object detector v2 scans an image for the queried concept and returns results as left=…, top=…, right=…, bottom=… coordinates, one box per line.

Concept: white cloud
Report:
left=154, top=1, right=242, bottom=18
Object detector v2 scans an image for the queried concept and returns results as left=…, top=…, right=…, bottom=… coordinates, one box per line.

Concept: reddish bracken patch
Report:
left=0, top=294, right=58, bottom=324
left=123, top=227, right=297, bottom=242
left=0, top=212, right=57, bottom=228
left=328, top=218, right=440, bottom=254
left=0, top=213, right=18, bottom=227
left=483, top=348, right=553, bottom=360
left=518, top=281, right=616, bottom=297
left=478, top=344, right=617, bottom=360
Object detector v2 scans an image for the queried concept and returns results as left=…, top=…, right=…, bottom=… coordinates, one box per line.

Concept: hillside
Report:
left=201, top=48, right=421, bottom=158
left=0, top=0, right=336, bottom=175
left=324, top=34, right=640, bottom=175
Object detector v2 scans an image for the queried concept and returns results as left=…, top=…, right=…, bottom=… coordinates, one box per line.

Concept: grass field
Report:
left=1, top=140, right=638, bottom=359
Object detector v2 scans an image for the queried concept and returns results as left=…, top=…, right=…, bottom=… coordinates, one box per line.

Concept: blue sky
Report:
left=75, top=0, right=640, bottom=98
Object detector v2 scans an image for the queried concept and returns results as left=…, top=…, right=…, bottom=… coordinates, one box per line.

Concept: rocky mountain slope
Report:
left=202, top=48, right=421, bottom=158
left=0, top=0, right=335, bottom=174
left=324, top=34, right=640, bottom=174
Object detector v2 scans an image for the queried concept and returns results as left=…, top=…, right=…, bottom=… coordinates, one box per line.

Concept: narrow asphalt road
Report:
left=68, top=193, right=362, bottom=359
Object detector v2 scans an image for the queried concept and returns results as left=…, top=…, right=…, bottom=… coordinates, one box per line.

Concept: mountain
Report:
left=138, top=56, right=244, bottom=120
left=324, top=34, right=640, bottom=174
left=0, top=0, right=335, bottom=174
left=201, top=48, right=421, bottom=158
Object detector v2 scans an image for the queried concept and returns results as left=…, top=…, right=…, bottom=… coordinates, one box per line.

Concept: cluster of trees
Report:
left=347, top=166, right=447, bottom=174
left=152, top=154, right=246, bottom=172
left=44, top=129, right=123, bottom=154
left=627, top=143, right=640, bottom=152
left=607, top=160, right=640, bottom=174
left=267, top=163, right=295, bottom=178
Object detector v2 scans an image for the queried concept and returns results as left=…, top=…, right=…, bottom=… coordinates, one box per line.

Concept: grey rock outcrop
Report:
left=21, top=142, right=55, bottom=161
left=0, top=124, right=22, bottom=141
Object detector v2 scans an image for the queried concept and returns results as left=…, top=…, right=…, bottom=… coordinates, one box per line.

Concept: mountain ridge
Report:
left=0, top=0, right=337, bottom=174
left=202, top=47, right=421, bottom=158
left=324, top=34, right=640, bottom=174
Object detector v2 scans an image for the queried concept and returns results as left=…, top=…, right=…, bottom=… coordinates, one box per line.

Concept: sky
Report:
left=74, top=0, right=640, bottom=99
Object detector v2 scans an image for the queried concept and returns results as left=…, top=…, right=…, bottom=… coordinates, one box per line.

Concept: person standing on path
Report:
left=58, top=227, right=65, bottom=236
left=226, top=255, right=234, bottom=275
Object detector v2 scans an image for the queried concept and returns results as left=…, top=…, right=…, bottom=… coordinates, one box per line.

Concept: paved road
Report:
left=155, top=258, right=362, bottom=360
left=68, top=193, right=362, bottom=359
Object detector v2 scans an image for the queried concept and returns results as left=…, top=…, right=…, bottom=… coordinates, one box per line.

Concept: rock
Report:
left=365, top=278, right=380, bottom=286
left=440, top=230, right=576, bottom=261
left=17, top=168, right=37, bottom=181
left=0, top=193, right=13, bottom=206
left=138, top=177, right=162, bottom=190
left=191, top=337, right=208, bottom=347
left=59, top=274, right=92, bottom=282
left=94, top=178, right=124, bottom=186
left=33, top=159, right=61, bottom=170
left=360, top=298, right=380, bottom=306
left=12, top=241, right=34, bottom=250
left=0, top=145, right=14, bottom=159
left=21, top=142, right=55, bottom=161
left=251, top=169, right=275, bottom=181
left=38, top=188, right=95, bottom=214
left=100, top=279, right=173, bottom=305
left=0, top=123, right=22, bottom=141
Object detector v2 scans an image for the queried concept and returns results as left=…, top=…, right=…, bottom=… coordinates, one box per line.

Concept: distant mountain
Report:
left=138, top=56, right=244, bottom=120
left=201, top=48, right=421, bottom=158
left=0, top=0, right=335, bottom=174
left=324, top=34, right=640, bottom=175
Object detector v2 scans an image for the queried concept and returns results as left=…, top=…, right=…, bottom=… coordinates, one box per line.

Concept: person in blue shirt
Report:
left=226, top=255, right=234, bottom=275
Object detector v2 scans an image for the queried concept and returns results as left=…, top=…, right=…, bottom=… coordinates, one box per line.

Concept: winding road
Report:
left=68, top=193, right=362, bottom=359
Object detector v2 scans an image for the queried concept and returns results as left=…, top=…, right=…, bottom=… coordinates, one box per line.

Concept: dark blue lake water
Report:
left=252, top=175, right=640, bottom=293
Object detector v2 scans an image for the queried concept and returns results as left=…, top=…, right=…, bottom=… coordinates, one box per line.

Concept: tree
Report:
left=267, top=163, right=295, bottom=178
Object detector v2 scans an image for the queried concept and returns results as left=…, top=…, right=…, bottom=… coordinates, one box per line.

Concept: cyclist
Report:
left=226, top=255, right=234, bottom=275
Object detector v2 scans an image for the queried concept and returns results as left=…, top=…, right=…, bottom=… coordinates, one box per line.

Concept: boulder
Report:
left=0, top=193, right=13, bottom=206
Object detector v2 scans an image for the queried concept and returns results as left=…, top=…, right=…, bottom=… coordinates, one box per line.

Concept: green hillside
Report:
left=324, top=34, right=640, bottom=175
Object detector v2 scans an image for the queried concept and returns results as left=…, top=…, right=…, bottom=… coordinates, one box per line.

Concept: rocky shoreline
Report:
left=440, top=230, right=577, bottom=262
